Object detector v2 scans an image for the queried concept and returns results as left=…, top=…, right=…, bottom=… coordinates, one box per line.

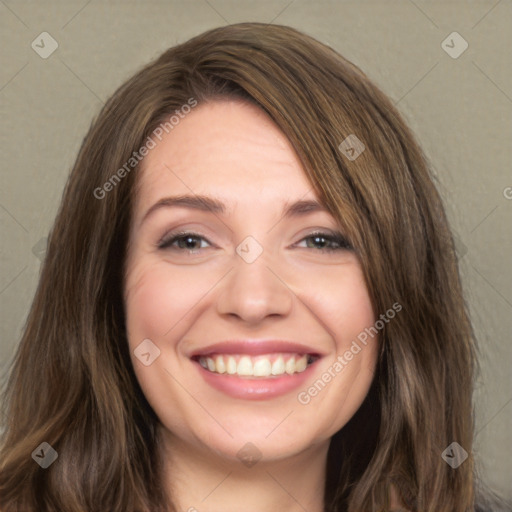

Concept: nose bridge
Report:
left=216, top=237, right=294, bottom=322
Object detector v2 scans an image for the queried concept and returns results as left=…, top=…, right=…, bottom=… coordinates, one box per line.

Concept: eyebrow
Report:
left=140, top=194, right=329, bottom=225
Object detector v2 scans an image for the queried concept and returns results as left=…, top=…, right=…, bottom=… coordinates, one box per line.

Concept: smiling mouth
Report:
left=192, top=353, right=320, bottom=378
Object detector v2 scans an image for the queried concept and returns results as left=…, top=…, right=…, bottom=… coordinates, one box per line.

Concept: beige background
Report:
left=1, top=0, right=511, bottom=499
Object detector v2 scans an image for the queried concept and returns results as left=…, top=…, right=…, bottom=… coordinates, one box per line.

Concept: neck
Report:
left=158, top=426, right=329, bottom=512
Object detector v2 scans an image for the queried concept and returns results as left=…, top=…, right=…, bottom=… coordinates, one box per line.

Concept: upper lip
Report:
left=189, top=340, right=326, bottom=358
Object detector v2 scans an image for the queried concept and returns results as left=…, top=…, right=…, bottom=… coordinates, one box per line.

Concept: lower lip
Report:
left=193, top=359, right=319, bottom=400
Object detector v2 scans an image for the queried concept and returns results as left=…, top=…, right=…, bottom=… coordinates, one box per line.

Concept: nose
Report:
left=216, top=249, right=294, bottom=324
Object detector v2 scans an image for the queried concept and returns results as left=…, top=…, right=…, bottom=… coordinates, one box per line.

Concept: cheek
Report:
left=315, top=266, right=375, bottom=344
left=334, top=273, right=377, bottom=379
left=125, top=261, right=210, bottom=342
left=123, top=261, right=210, bottom=435
left=301, top=266, right=377, bottom=430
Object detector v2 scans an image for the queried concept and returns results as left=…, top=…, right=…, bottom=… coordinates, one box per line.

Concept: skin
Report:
left=123, top=100, right=385, bottom=511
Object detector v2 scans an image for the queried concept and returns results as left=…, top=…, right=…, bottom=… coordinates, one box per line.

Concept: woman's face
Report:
left=124, top=100, right=379, bottom=463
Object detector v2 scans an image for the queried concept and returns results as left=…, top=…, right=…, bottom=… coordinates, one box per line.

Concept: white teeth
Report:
left=271, top=356, right=285, bottom=375
left=215, top=355, right=226, bottom=373
left=295, top=355, right=308, bottom=373
left=197, top=353, right=315, bottom=377
left=253, top=358, right=272, bottom=377
left=285, top=357, right=295, bottom=375
left=237, top=356, right=253, bottom=376
left=226, top=356, right=237, bottom=375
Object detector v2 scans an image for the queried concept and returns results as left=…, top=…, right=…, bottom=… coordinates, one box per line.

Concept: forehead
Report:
left=133, top=100, right=317, bottom=215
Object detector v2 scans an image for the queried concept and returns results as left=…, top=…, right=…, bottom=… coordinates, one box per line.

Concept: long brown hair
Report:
left=0, top=22, right=497, bottom=511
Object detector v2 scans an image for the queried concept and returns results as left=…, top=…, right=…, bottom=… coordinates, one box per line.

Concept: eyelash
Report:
left=157, top=230, right=352, bottom=253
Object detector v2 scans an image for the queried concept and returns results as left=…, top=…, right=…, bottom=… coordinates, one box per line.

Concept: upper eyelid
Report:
left=158, top=230, right=215, bottom=247
left=159, top=227, right=342, bottom=240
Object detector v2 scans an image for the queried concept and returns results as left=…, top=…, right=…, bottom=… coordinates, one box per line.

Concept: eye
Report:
left=157, top=230, right=352, bottom=254
left=296, top=231, right=352, bottom=252
left=157, top=231, right=212, bottom=252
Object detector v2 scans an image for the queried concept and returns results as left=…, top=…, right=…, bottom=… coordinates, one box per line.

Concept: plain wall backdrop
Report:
left=1, top=0, right=511, bottom=500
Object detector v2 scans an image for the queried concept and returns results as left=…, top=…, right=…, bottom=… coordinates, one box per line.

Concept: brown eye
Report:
left=158, top=231, right=211, bottom=251
left=299, top=232, right=352, bottom=252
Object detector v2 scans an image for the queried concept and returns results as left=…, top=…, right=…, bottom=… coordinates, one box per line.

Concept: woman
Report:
left=0, top=22, right=508, bottom=512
